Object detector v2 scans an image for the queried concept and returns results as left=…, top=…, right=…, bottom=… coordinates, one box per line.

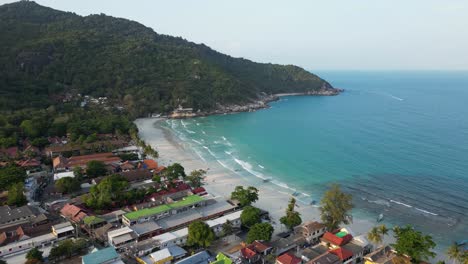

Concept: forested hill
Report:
left=0, top=1, right=338, bottom=115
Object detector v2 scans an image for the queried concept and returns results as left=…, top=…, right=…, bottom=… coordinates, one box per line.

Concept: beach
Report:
left=135, top=117, right=375, bottom=238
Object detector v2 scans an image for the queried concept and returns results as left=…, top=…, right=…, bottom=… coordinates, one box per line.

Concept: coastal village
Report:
left=1, top=126, right=466, bottom=264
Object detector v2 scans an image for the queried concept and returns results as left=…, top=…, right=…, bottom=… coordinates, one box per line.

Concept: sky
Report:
left=2, top=0, right=468, bottom=70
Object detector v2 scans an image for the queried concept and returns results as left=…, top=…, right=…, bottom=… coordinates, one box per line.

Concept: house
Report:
left=175, top=251, right=213, bottom=264
left=329, top=248, right=353, bottom=264
left=241, top=246, right=260, bottom=263
left=276, top=252, right=302, bottom=264
left=60, top=204, right=88, bottom=223
left=51, top=221, right=75, bottom=239
left=272, top=236, right=305, bottom=256
left=139, top=245, right=187, bottom=264
left=251, top=240, right=273, bottom=256
left=120, top=161, right=136, bottom=171
left=306, top=252, right=341, bottom=264
left=320, top=231, right=353, bottom=248
left=82, top=247, right=122, bottom=264
left=192, top=187, right=208, bottom=196
left=107, top=226, right=138, bottom=250
left=363, top=246, right=397, bottom=264
left=294, top=221, right=327, bottom=244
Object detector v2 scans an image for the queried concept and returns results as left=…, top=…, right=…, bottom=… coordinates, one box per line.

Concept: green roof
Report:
left=82, top=247, right=119, bottom=264
left=124, top=195, right=204, bottom=220
left=336, top=231, right=347, bottom=238
left=83, top=216, right=106, bottom=225
left=211, top=253, right=232, bottom=264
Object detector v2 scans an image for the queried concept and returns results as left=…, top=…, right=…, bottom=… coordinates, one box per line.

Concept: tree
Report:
left=84, top=174, right=129, bottom=209
left=0, top=164, right=26, bottom=191
left=368, top=224, right=389, bottom=246
left=49, top=238, right=87, bottom=261
left=7, top=182, right=27, bottom=206
left=446, top=243, right=464, bottom=264
left=319, top=184, right=353, bottom=230
left=280, top=198, right=302, bottom=230
left=392, top=225, right=436, bottom=263
left=26, top=247, right=43, bottom=262
left=230, top=186, right=259, bottom=207
left=246, top=223, right=274, bottom=243
left=222, top=220, right=234, bottom=236
left=85, top=160, right=107, bottom=178
left=164, top=163, right=186, bottom=180
left=187, top=221, right=215, bottom=248
left=187, top=169, right=206, bottom=188
left=152, top=175, right=161, bottom=183
left=73, top=166, right=84, bottom=179
left=55, top=177, right=81, bottom=194
left=368, top=226, right=383, bottom=245
left=241, top=206, right=261, bottom=227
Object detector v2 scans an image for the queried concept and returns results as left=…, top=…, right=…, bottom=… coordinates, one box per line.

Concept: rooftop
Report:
left=175, top=251, right=212, bottom=264
left=82, top=247, right=120, bottom=264
left=0, top=205, right=37, bottom=225
left=124, top=195, right=204, bottom=220
left=277, top=253, right=301, bottom=264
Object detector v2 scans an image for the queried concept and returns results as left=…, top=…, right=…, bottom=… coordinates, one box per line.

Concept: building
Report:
left=276, top=252, right=302, bottom=264
left=321, top=231, right=353, bottom=248
left=294, top=221, right=327, bottom=244
left=250, top=240, right=273, bottom=256
left=205, top=210, right=242, bottom=236
left=0, top=205, right=40, bottom=229
left=53, top=152, right=121, bottom=172
left=51, top=221, right=75, bottom=239
left=107, top=226, right=138, bottom=250
left=53, top=171, right=75, bottom=181
left=122, top=195, right=206, bottom=226
left=60, top=204, right=88, bottom=223
left=138, top=245, right=187, bottom=264
left=212, top=253, right=233, bottom=264
left=82, top=247, right=123, bottom=264
left=118, top=169, right=153, bottom=183
left=240, top=247, right=260, bottom=263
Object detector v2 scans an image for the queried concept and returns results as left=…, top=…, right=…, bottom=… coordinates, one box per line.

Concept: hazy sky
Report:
left=2, top=0, right=468, bottom=70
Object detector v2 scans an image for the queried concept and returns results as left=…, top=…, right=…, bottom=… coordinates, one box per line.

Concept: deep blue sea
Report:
left=164, top=71, right=468, bottom=249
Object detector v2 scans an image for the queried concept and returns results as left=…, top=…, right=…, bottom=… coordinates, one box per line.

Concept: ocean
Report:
left=162, top=71, right=468, bottom=249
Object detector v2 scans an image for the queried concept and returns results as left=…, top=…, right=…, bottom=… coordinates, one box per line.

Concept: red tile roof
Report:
left=192, top=187, right=207, bottom=195
left=277, top=253, right=301, bottom=264
left=251, top=240, right=272, bottom=253
left=143, top=159, right=158, bottom=170
left=53, top=153, right=120, bottom=170
left=241, top=247, right=258, bottom=259
left=60, top=204, right=88, bottom=223
left=322, top=232, right=353, bottom=246
left=329, top=248, right=353, bottom=261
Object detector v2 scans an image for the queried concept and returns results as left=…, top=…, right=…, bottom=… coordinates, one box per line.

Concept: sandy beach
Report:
left=135, top=117, right=375, bottom=238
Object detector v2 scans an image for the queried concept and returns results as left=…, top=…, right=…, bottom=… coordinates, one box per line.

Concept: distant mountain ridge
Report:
left=0, top=1, right=339, bottom=115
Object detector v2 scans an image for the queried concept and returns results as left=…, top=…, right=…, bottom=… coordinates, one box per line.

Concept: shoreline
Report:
left=135, top=117, right=374, bottom=238
left=167, top=89, right=343, bottom=119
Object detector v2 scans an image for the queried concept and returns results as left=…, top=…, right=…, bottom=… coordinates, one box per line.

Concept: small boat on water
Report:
left=263, top=178, right=271, bottom=183
left=377, top=213, right=384, bottom=222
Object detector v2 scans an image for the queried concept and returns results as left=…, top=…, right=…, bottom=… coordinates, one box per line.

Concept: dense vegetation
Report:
left=0, top=1, right=334, bottom=116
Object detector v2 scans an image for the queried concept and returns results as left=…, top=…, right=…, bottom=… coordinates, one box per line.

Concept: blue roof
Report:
left=82, top=247, right=119, bottom=264
left=175, top=251, right=213, bottom=264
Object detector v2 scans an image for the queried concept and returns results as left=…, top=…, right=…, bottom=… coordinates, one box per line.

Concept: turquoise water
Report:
left=164, top=71, right=468, bottom=248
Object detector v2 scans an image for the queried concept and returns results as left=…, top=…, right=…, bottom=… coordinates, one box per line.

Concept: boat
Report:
left=377, top=213, right=384, bottom=222
left=263, top=178, right=271, bottom=183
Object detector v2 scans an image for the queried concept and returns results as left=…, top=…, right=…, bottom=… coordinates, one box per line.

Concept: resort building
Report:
left=52, top=152, right=121, bottom=172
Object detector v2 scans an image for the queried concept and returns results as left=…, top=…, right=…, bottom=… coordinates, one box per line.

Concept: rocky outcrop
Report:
left=168, top=87, right=343, bottom=119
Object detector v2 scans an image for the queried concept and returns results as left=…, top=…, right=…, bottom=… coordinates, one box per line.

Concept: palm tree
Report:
left=446, top=243, right=461, bottom=264
left=368, top=226, right=382, bottom=245
left=378, top=224, right=389, bottom=237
